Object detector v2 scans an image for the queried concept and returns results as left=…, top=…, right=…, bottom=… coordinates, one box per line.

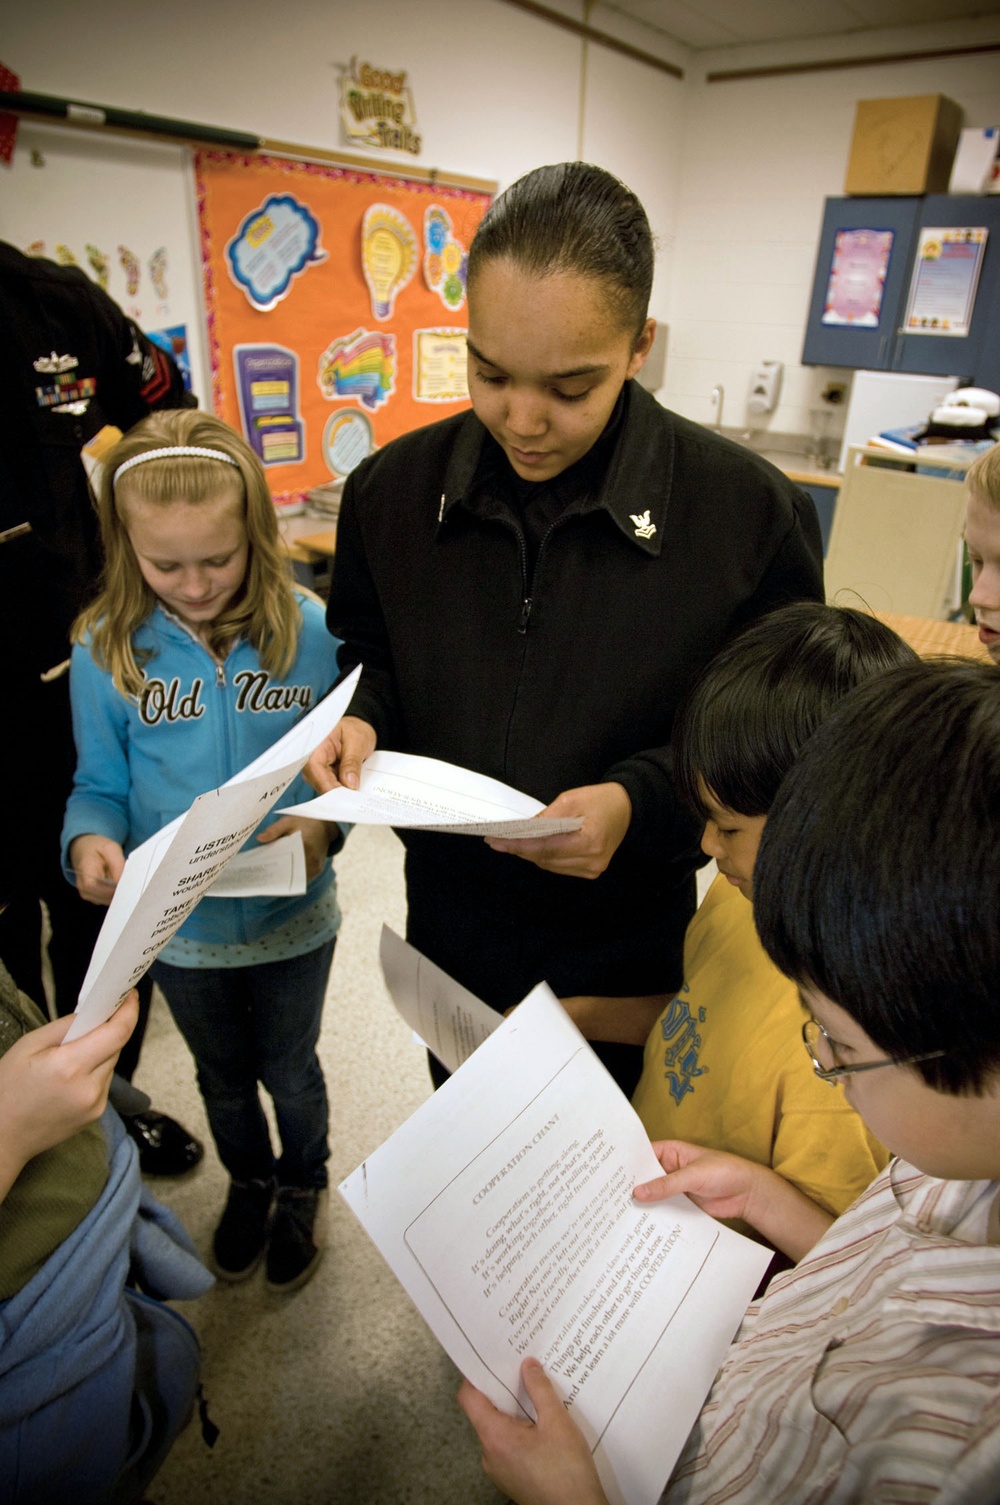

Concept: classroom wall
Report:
left=2, top=121, right=210, bottom=398
left=4, top=2, right=1000, bottom=446
left=1, top=0, right=688, bottom=404
left=662, top=14, right=1000, bottom=440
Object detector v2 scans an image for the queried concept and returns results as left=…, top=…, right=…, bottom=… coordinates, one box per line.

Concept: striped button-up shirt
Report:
left=666, top=1160, right=1000, bottom=1504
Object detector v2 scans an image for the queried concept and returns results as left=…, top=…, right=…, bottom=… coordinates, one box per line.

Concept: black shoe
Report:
left=124, top=1110, right=204, bottom=1176
left=212, top=1177, right=276, bottom=1282
left=265, top=1186, right=327, bottom=1293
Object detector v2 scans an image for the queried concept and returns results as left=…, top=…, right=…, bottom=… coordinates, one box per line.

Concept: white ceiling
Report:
left=601, top=0, right=1000, bottom=50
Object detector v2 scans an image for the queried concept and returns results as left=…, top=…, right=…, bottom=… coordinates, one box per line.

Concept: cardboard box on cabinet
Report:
left=845, top=94, right=964, bottom=194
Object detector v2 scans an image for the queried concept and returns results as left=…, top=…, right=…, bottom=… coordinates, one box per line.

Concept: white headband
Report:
left=114, top=446, right=241, bottom=485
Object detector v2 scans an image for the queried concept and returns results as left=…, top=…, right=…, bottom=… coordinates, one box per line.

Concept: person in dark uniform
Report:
left=0, top=240, right=202, bottom=1174
left=305, top=164, right=824, bottom=1096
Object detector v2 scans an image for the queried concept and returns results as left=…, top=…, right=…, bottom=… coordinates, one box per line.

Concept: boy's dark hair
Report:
left=673, top=602, right=918, bottom=819
left=754, top=659, right=1000, bottom=1095
left=467, top=162, right=653, bottom=340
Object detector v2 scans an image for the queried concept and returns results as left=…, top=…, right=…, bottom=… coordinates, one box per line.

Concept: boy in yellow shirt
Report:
left=565, top=602, right=915, bottom=1232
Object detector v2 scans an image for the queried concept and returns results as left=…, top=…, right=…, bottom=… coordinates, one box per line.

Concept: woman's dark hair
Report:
left=467, top=162, right=653, bottom=339
left=673, top=602, right=918, bottom=819
left=754, top=659, right=1000, bottom=1095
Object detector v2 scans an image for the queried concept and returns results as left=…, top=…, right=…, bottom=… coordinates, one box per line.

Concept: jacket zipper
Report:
left=211, top=653, right=249, bottom=944
left=161, top=608, right=235, bottom=786
left=214, top=658, right=235, bottom=792
left=518, top=520, right=563, bottom=634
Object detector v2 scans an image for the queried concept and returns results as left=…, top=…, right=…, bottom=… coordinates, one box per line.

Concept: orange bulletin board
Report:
left=194, top=150, right=495, bottom=507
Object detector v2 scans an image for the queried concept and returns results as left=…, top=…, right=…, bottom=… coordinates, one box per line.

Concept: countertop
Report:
left=781, top=465, right=841, bottom=489
left=747, top=450, right=842, bottom=489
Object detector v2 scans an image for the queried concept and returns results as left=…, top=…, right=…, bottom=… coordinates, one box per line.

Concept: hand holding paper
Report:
left=303, top=714, right=378, bottom=792
left=458, top=1358, right=610, bottom=1505
left=257, top=814, right=333, bottom=880
left=485, top=780, right=632, bottom=879
left=635, top=1140, right=835, bottom=1263
left=283, top=750, right=583, bottom=838
left=339, top=975, right=769, bottom=1505
left=70, top=833, right=126, bottom=905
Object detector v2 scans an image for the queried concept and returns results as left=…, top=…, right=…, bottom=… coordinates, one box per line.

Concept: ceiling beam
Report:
left=498, top=0, right=685, bottom=78
left=707, top=39, right=1000, bottom=82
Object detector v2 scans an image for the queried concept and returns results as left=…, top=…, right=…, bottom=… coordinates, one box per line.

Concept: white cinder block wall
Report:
left=660, top=17, right=1000, bottom=440
left=5, top=1, right=1000, bottom=445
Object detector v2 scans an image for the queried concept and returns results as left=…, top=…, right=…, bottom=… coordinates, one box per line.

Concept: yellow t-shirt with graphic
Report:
left=632, top=874, right=887, bottom=1218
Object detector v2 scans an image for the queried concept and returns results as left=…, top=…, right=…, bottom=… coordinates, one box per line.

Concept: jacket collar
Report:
left=437, top=382, right=675, bottom=556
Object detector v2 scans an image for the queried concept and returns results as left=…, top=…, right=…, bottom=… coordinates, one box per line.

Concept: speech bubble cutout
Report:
left=226, top=194, right=326, bottom=311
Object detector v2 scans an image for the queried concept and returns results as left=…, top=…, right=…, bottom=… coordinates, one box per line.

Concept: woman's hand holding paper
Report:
left=303, top=715, right=378, bottom=793
left=485, top=782, right=631, bottom=879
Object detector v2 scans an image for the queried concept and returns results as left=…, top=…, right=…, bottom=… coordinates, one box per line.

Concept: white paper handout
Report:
left=206, top=828, right=306, bottom=898
left=339, top=984, right=770, bottom=1505
left=64, top=667, right=360, bottom=1041
left=281, top=749, right=583, bottom=838
left=379, top=924, right=501, bottom=1073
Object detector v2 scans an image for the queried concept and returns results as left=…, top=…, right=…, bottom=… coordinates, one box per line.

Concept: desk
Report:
left=277, top=512, right=337, bottom=596
left=877, top=611, right=991, bottom=663
left=278, top=512, right=337, bottom=563
left=294, top=527, right=337, bottom=558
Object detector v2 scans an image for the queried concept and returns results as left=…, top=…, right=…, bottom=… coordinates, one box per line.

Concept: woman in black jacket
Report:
left=306, top=163, right=823, bottom=1093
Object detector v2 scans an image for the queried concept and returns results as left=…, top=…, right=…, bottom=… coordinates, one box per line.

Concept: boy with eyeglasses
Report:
left=459, top=658, right=1000, bottom=1505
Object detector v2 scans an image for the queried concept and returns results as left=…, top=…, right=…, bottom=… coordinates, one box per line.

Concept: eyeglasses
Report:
left=801, top=1018, right=946, bottom=1084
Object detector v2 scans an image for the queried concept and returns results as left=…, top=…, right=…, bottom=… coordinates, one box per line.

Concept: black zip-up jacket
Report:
left=0, top=240, right=193, bottom=909
left=0, top=242, right=194, bottom=682
left=327, top=381, right=823, bottom=1015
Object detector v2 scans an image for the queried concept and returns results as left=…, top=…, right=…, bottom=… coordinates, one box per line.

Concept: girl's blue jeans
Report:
left=151, top=939, right=334, bottom=1188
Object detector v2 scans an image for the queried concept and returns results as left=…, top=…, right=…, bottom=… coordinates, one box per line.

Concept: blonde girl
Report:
left=63, top=409, right=343, bottom=1293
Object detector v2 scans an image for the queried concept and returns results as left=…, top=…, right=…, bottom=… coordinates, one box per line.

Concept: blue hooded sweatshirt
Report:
left=62, top=590, right=341, bottom=949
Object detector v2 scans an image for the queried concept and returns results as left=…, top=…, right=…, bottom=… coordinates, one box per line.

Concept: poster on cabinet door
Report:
left=194, top=150, right=493, bottom=508
left=821, top=227, right=893, bottom=327
left=902, top=227, right=988, bottom=336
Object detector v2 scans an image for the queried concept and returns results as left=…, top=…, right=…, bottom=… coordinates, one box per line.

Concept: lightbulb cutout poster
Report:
left=194, top=149, right=494, bottom=507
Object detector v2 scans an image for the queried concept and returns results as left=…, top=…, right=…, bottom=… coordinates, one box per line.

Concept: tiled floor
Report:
left=140, top=826, right=714, bottom=1504
left=139, top=823, right=507, bottom=1505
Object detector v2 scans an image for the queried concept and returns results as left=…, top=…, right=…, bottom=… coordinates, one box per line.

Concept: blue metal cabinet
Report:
left=802, top=195, right=1000, bottom=391
left=801, top=198, right=921, bottom=370
left=893, top=195, right=1000, bottom=392
left=799, top=482, right=837, bottom=556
